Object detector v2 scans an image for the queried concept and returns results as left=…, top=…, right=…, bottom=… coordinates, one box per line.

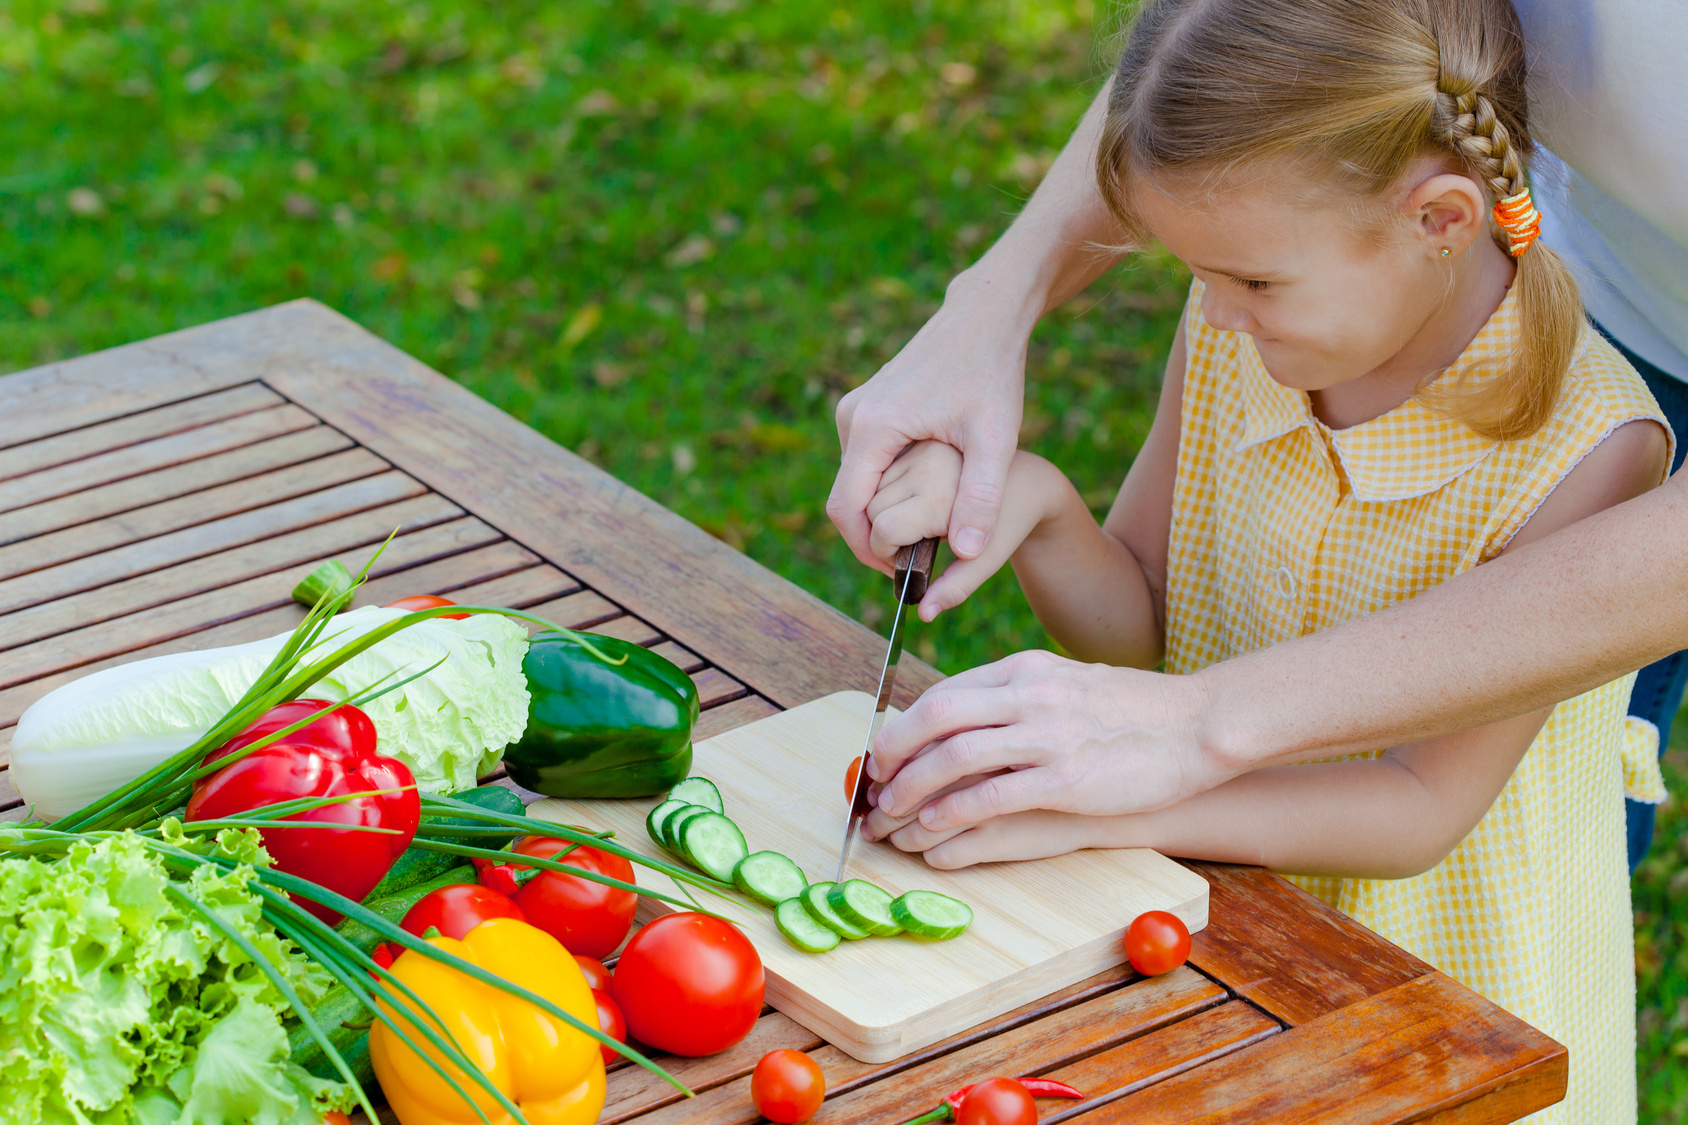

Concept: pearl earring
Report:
left=1440, top=247, right=1451, bottom=258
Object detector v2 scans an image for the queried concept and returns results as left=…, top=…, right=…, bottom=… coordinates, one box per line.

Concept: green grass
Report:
left=3, top=0, right=1683, bottom=1115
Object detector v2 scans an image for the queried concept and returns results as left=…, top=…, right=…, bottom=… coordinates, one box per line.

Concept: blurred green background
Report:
left=2, top=0, right=1682, bottom=1114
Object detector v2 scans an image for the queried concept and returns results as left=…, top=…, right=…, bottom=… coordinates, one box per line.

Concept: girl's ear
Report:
left=1405, top=172, right=1488, bottom=259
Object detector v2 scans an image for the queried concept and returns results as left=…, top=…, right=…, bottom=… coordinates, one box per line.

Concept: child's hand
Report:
left=865, top=441, right=963, bottom=564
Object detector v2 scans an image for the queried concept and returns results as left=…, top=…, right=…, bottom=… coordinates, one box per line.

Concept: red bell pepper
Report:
left=185, top=699, right=420, bottom=925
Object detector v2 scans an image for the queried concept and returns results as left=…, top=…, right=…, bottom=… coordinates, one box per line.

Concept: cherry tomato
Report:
left=574, top=954, right=614, bottom=993
left=1124, top=910, right=1191, bottom=976
left=751, top=1049, right=826, bottom=1123
left=384, top=594, right=469, bottom=619
left=844, top=756, right=862, bottom=802
left=611, top=912, right=765, bottom=1057
left=956, top=1078, right=1037, bottom=1125
left=507, top=835, right=638, bottom=959
left=592, top=987, right=628, bottom=1065
left=323, top=1113, right=354, bottom=1125
left=401, top=883, right=525, bottom=941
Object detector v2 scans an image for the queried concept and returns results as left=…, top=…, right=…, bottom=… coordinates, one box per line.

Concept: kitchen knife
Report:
left=835, top=536, right=938, bottom=882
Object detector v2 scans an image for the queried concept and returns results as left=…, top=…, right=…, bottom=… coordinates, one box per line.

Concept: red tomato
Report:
left=508, top=835, right=638, bottom=959
left=574, top=954, right=614, bottom=993
left=1124, top=910, right=1191, bottom=976
left=384, top=594, right=469, bottom=619
left=401, top=884, right=525, bottom=941
left=751, top=1049, right=826, bottom=1123
left=844, top=756, right=862, bottom=802
left=956, top=1078, right=1037, bottom=1125
left=611, top=913, right=765, bottom=1057
left=592, top=988, right=628, bottom=1065
left=323, top=1113, right=354, bottom=1125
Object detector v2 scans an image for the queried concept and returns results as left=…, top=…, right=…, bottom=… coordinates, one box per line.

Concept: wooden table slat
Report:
left=648, top=641, right=705, bottom=673
left=641, top=967, right=1224, bottom=1125
left=0, top=446, right=389, bottom=583
left=0, top=487, right=453, bottom=658
left=693, top=695, right=779, bottom=741
left=1045, top=1002, right=1280, bottom=1123
left=1080, top=973, right=1565, bottom=1124
left=377, top=562, right=582, bottom=614
left=0, top=424, right=357, bottom=547
left=601, top=1014, right=826, bottom=1125
left=585, top=614, right=665, bottom=648
left=691, top=667, right=751, bottom=710
left=0, top=508, right=490, bottom=690
left=525, top=590, right=627, bottom=633
left=1184, top=860, right=1431, bottom=1027
left=0, top=403, right=322, bottom=515
left=0, top=465, right=420, bottom=616
left=0, top=382, right=282, bottom=481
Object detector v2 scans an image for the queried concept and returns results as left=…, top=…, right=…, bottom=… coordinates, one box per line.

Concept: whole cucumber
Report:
left=335, top=865, right=476, bottom=955
left=364, top=783, right=527, bottom=901
left=288, top=983, right=375, bottom=1088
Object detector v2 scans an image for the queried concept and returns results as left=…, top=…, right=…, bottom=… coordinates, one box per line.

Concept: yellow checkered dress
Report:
left=1164, top=280, right=1670, bottom=1124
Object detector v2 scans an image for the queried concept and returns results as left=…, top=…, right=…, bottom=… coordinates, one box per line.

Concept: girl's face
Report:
left=1133, top=167, right=1485, bottom=410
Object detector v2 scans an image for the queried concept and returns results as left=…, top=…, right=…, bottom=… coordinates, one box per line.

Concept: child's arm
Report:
left=867, top=321, right=1190, bottom=668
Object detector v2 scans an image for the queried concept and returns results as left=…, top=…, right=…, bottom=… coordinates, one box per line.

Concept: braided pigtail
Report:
left=1424, top=51, right=1583, bottom=440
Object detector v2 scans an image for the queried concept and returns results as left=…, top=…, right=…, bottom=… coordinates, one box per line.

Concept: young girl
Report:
left=862, top=0, right=1670, bottom=1120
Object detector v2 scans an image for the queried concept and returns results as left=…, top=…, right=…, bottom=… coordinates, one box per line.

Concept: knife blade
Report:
left=836, top=537, right=939, bottom=882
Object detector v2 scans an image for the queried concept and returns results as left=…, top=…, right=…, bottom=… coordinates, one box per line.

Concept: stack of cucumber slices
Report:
left=646, top=775, right=973, bottom=954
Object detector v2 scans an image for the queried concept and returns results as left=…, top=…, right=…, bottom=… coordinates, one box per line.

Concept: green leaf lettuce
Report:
left=0, top=831, right=350, bottom=1125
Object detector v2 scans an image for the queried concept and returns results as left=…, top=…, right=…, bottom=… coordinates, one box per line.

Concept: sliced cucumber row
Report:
left=648, top=775, right=972, bottom=952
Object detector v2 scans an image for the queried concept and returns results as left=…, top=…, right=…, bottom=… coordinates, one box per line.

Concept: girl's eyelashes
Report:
left=1228, top=275, right=1270, bottom=292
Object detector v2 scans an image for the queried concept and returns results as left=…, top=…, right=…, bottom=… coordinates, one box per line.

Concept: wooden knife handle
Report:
left=894, top=538, right=940, bottom=605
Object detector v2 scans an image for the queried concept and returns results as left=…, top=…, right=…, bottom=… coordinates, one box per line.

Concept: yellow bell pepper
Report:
left=370, top=917, right=607, bottom=1125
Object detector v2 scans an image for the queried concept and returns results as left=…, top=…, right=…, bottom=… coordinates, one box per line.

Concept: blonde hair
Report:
left=1096, top=0, right=1583, bottom=441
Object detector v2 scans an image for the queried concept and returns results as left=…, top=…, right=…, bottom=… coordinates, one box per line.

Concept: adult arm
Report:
left=827, top=77, right=1127, bottom=571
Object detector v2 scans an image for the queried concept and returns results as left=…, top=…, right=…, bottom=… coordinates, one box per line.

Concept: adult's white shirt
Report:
left=1513, top=0, right=1688, bottom=380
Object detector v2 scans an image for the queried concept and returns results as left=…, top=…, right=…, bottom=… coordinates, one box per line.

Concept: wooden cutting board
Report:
left=527, top=690, right=1209, bottom=1063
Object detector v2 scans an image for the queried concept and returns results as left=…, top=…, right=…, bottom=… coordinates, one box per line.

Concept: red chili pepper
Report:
left=369, top=941, right=397, bottom=981
left=899, top=1077, right=1084, bottom=1125
left=185, top=699, right=420, bottom=926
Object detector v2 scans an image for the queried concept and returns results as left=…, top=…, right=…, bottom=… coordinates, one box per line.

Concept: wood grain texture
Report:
left=0, top=425, right=357, bottom=546
left=1041, top=1002, right=1280, bottom=1123
left=692, top=695, right=779, bottom=741
left=0, top=508, right=490, bottom=689
left=637, top=968, right=1223, bottom=1125
left=585, top=613, right=664, bottom=648
left=0, top=403, right=321, bottom=514
left=1183, top=860, right=1431, bottom=1026
left=0, top=487, right=450, bottom=655
left=1078, top=972, right=1565, bottom=1124
left=529, top=692, right=1208, bottom=1063
left=601, top=1014, right=824, bottom=1125
left=0, top=302, right=319, bottom=448
left=245, top=300, right=942, bottom=711
left=0, top=468, right=421, bottom=615
left=0, top=383, right=281, bottom=480
left=0, top=446, right=388, bottom=582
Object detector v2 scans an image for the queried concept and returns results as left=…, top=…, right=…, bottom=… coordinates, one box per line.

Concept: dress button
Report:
left=1272, top=566, right=1298, bottom=600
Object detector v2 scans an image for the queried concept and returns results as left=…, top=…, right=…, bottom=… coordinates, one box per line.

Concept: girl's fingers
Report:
left=869, top=498, right=950, bottom=562
left=922, top=810, right=1097, bottom=870
left=885, top=814, right=969, bottom=854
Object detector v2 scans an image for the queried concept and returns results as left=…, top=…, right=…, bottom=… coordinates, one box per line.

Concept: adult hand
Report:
left=867, top=650, right=1231, bottom=833
left=827, top=282, right=1030, bottom=572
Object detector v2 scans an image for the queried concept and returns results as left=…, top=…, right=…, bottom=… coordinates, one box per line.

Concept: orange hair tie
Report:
left=1492, top=187, right=1540, bottom=257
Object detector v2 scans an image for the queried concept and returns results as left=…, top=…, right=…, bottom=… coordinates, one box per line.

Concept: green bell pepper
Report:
left=504, top=632, right=699, bottom=797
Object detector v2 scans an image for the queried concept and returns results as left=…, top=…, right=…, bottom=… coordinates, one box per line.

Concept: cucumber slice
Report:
left=668, top=777, right=724, bottom=814
left=826, top=880, right=901, bottom=936
left=678, top=812, right=748, bottom=882
left=802, top=882, right=870, bottom=940
left=662, top=804, right=714, bottom=853
left=775, top=897, right=840, bottom=953
left=891, top=890, right=973, bottom=940
left=733, top=851, right=808, bottom=906
left=646, top=799, right=690, bottom=852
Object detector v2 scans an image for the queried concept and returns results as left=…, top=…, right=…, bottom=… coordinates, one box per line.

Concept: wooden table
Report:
left=0, top=301, right=1568, bottom=1123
